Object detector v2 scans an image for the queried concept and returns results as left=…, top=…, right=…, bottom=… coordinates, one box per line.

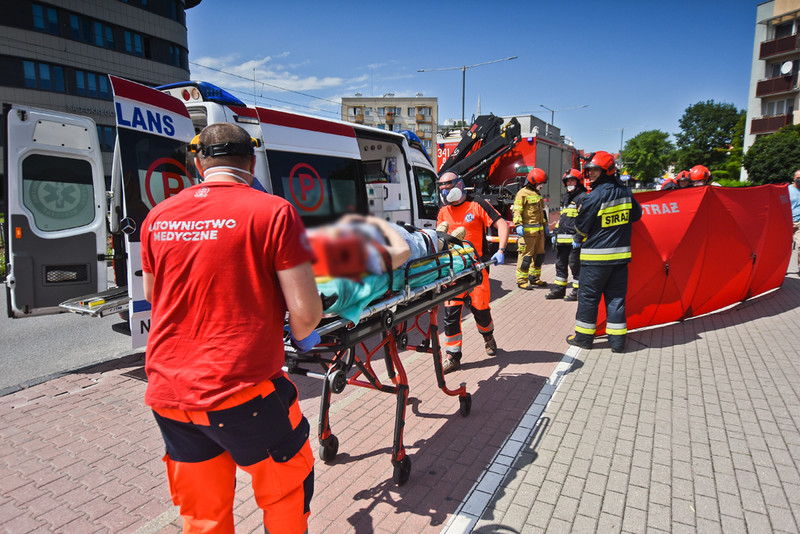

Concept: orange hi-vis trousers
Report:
left=152, top=375, right=314, bottom=534
left=442, top=270, right=494, bottom=354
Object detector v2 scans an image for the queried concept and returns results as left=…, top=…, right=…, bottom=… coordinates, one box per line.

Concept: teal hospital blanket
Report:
left=316, top=246, right=476, bottom=323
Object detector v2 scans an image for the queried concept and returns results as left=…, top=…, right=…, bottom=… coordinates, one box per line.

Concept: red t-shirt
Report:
left=437, top=195, right=501, bottom=259
left=140, top=182, right=314, bottom=410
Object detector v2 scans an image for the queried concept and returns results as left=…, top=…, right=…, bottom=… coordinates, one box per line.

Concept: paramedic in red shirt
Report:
left=436, top=171, right=509, bottom=374
left=141, top=122, right=322, bottom=534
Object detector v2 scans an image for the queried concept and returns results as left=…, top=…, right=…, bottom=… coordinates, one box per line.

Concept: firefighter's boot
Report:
left=545, top=286, right=566, bottom=300
left=528, top=275, right=548, bottom=288
left=564, top=288, right=579, bottom=301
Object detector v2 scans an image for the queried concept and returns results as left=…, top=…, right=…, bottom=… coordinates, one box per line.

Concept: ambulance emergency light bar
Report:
left=156, top=81, right=246, bottom=107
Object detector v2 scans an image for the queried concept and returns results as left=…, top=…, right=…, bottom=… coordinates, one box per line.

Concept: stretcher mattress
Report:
left=316, top=244, right=476, bottom=323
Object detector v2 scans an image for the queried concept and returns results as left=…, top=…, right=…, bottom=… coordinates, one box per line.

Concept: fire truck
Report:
left=436, top=114, right=582, bottom=219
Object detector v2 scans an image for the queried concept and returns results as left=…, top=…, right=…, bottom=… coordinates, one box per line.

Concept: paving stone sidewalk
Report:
left=453, top=270, right=800, bottom=534
left=2, top=258, right=799, bottom=533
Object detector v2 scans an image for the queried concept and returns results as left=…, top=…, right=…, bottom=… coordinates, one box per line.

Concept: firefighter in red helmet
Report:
left=567, top=151, right=642, bottom=353
left=546, top=168, right=588, bottom=300
left=689, top=164, right=719, bottom=186
left=513, top=167, right=550, bottom=289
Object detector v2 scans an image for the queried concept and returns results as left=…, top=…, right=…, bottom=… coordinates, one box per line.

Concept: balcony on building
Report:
left=760, top=33, right=799, bottom=59
left=756, top=75, right=799, bottom=97
left=750, top=113, right=793, bottom=134
left=385, top=111, right=394, bottom=124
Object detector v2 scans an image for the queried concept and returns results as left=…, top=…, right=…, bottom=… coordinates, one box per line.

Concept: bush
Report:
left=743, top=124, right=800, bottom=184
left=715, top=178, right=751, bottom=188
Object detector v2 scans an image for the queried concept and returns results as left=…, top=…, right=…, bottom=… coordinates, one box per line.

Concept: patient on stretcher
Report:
left=307, top=214, right=465, bottom=279
left=306, top=215, right=468, bottom=322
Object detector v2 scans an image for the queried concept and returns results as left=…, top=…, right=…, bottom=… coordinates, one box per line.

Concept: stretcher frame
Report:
left=284, top=243, right=490, bottom=486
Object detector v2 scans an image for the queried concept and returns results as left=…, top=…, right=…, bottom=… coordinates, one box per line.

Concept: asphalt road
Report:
left=0, top=290, right=136, bottom=396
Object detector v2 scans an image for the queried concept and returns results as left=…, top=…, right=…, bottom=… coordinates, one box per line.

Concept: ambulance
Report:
left=3, top=77, right=442, bottom=348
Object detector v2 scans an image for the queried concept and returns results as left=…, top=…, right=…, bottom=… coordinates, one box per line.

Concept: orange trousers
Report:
left=152, top=376, right=314, bottom=534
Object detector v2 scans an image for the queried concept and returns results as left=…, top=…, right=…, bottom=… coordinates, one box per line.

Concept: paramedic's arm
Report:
left=278, top=262, right=323, bottom=340
left=143, top=272, right=154, bottom=303
left=493, top=217, right=510, bottom=250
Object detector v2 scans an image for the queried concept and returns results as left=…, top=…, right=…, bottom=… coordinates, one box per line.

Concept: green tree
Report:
left=620, top=129, right=675, bottom=181
left=712, top=113, right=746, bottom=181
left=674, top=100, right=745, bottom=172
left=742, top=124, right=800, bottom=184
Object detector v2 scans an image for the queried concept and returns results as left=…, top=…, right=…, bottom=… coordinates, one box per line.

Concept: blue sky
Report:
left=186, top=0, right=760, bottom=153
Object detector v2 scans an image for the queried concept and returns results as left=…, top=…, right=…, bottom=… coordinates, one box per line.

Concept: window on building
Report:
left=32, top=4, right=59, bottom=35
left=96, top=126, right=116, bottom=152
left=774, top=21, right=794, bottom=39
left=23, top=61, right=65, bottom=92
left=408, top=107, right=415, bottom=116
left=762, top=98, right=792, bottom=116
left=124, top=30, right=145, bottom=56
left=364, top=108, right=372, bottom=116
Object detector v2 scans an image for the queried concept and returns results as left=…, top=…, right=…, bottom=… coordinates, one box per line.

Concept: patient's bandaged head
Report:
left=307, top=230, right=368, bottom=279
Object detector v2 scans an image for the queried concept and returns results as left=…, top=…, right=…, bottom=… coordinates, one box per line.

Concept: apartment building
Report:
left=0, top=0, right=199, bottom=176
left=341, top=94, right=438, bottom=155
left=744, top=0, right=800, bottom=155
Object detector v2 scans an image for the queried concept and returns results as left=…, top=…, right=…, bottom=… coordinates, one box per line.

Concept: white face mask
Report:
left=445, top=187, right=463, bottom=204
left=202, top=166, right=254, bottom=186
left=566, top=185, right=575, bottom=192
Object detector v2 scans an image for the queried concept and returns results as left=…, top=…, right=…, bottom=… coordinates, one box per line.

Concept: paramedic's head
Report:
left=191, top=123, right=256, bottom=183
left=438, top=171, right=466, bottom=206
left=794, top=169, right=800, bottom=188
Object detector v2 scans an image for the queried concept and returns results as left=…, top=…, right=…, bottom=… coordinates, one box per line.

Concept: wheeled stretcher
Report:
left=284, top=241, right=490, bottom=486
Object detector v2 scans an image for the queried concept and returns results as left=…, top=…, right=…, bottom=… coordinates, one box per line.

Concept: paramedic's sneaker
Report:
left=436, top=221, right=450, bottom=233
left=442, top=352, right=461, bottom=374
left=566, top=334, right=593, bottom=349
left=450, top=226, right=466, bottom=241
left=483, top=334, right=497, bottom=356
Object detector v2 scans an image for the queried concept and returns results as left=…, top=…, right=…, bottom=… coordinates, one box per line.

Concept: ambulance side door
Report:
left=3, top=105, right=107, bottom=317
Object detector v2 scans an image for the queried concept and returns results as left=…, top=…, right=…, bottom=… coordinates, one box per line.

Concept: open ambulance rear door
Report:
left=109, top=76, right=196, bottom=348
left=3, top=104, right=108, bottom=318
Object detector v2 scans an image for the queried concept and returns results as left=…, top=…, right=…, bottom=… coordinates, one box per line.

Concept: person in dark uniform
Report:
left=567, top=151, right=642, bottom=353
left=546, top=168, right=588, bottom=301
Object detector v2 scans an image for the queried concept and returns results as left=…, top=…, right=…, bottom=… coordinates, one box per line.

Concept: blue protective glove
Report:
left=491, top=249, right=505, bottom=265
left=286, top=326, right=321, bottom=353
left=551, top=234, right=557, bottom=245
left=572, top=237, right=582, bottom=249
left=544, top=225, right=551, bottom=240
left=515, top=225, right=524, bottom=237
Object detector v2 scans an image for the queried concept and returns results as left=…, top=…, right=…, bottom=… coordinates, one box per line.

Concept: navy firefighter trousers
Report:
left=573, top=262, right=629, bottom=350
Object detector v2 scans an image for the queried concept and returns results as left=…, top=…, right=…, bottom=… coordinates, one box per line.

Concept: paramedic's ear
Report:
left=194, top=153, right=208, bottom=177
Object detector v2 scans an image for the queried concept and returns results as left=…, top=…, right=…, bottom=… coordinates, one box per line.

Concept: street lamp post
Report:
left=538, top=104, right=588, bottom=126
left=418, top=56, right=518, bottom=127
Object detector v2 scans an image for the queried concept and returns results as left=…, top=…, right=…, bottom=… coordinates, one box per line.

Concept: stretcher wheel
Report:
left=319, top=435, right=339, bottom=463
left=381, top=309, right=394, bottom=330
left=329, top=369, right=347, bottom=394
left=392, top=456, right=411, bottom=486
left=397, top=332, right=408, bottom=350
left=459, top=393, right=472, bottom=417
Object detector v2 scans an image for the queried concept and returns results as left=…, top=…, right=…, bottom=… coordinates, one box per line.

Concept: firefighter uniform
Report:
left=547, top=183, right=588, bottom=300
left=513, top=184, right=547, bottom=288
left=570, top=154, right=642, bottom=352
